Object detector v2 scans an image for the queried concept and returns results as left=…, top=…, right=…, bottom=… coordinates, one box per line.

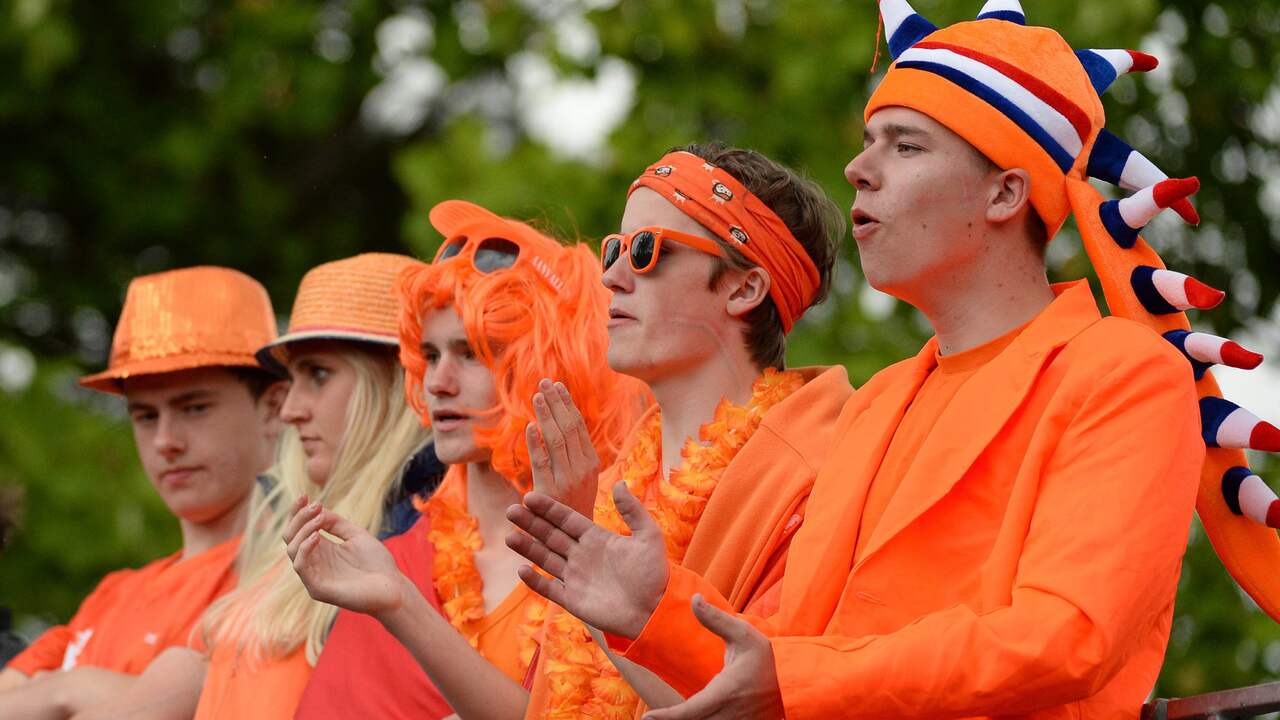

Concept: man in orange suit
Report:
left=506, top=2, right=1209, bottom=717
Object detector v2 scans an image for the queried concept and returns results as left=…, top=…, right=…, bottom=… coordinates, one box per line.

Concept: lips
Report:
left=608, top=307, right=637, bottom=327
left=431, top=410, right=470, bottom=431
left=159, top=466, right=201, bottom=485
left=851, top=208, right=881, bottom=241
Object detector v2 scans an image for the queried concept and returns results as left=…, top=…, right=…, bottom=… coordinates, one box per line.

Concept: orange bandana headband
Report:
left=629, top=151, right=819, bottom=333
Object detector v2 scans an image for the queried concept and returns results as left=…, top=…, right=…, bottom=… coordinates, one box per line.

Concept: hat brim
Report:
left=79, top=354, right=271, bottom=395
left=255, top=329, right=400, bottom=376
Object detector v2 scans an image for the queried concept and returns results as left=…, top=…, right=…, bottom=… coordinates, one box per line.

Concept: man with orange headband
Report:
left=509, top=3, right=1216, bottom=717
left=0, top=267, right=284, bottom=718
left=503, top=141, right=852, bottom=718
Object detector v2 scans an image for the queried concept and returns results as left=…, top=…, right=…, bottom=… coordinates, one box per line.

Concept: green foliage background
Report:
left=2, top=0, right=1278, bottom=699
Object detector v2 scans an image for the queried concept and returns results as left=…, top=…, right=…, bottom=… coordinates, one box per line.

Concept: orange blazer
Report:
left=624, top=281, right=1203, bottom=719
left=526, top=365, right=853, bottom=719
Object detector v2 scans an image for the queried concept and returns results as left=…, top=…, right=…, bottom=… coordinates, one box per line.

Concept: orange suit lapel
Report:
left=854, top=281, right=1103, bottom=570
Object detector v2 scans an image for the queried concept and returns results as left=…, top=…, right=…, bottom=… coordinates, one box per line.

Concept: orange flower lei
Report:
left=542, top=368, right=805, bottom=718
left=421, top=470, right=545, bottom=676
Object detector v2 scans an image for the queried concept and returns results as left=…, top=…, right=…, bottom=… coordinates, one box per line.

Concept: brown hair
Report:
left=675, top=142, right=844, bottom=370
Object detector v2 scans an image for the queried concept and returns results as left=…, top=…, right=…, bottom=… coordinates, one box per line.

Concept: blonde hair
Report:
left=201, top=345, right=429, bottom=665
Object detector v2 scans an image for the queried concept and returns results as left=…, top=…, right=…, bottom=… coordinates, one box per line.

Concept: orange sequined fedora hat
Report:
left=256, top=253, right=425, bottom=374
left=80, top=266, right=279, bottom=394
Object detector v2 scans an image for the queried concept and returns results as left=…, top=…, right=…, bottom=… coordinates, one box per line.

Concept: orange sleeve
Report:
left=608, top=563, right=778, bottom=698
left=5, top=569, right=128, bottom=675
left=772, top=349, right=1203, bottom=719
left=4, top=625, right=74, bottom=675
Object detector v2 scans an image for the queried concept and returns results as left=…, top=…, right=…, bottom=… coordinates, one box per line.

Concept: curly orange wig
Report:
left=398, top=200, right=651, bottom=491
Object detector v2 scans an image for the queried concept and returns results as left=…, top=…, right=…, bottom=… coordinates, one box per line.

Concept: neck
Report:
left=649, top=351, right=761, bottom=478
left=177, top=492, right=251, bottom=558
left=912, top=244, right=1055, bottom=356
left=466, top=460, right=520, bottom=547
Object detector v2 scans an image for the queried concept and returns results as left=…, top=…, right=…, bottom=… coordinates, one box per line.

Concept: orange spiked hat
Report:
left=80, top=266, right=279, bottom=394
left=256, top=253, right=425, bottom=374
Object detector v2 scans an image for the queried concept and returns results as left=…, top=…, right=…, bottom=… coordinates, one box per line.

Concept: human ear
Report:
left=725, top=267, right=772, bottom=320
left=986, top=168, right=1033, bottom=225
left=258, top=381, right=289, bottom=445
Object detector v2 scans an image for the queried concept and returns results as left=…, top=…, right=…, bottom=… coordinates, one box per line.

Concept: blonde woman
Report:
left=72, top=253, right=433, bottom=720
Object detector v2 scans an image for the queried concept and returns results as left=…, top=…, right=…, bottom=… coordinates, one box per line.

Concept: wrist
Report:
left=374, top=572, right=419, bottom=631
left=620, top=562, right=669, bottom=640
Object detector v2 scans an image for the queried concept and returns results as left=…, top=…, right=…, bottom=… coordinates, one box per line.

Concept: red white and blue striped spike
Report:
left=1075, top=49, right=1159, bottom=95
left=880, top=0, right=936, bottom=59
left=1164, top=329, right=1264, bottom=380
left=1222, top=467, right=1280, bottom=528
left=1086, top=129, right=1200, bottom=225
left=1099, top=177, right=1200, bottom=248
left=1132, top=266, right=1225, bottom=315
left=1201, top=397, right=1280, bottom=451
left=976, top=0, right=1025, bottom=25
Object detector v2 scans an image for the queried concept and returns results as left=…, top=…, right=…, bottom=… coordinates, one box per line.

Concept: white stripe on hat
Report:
left=1184, top=332, right=1227, bottom=365
left=1219, top=407, right=1261, bottom=448
left=898, top=46, right=1084, bottom=158
left=1152, top=269, right=1191, bottom=308
left=1238, top=473, right=1277, bottom=525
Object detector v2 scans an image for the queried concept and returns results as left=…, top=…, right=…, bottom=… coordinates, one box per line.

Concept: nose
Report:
left=601, top=248, right=635, bottom=294
left=279, top=384, right=309, bottom=426
left=153, top=412, right=187, bottom=461
left=426, top=353, right=460, bottom=399
left=844, top=147, right=878, bottom=191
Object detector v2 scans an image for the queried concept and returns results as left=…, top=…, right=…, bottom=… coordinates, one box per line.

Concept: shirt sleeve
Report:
left=771, top=350, right=1203, bottom=719
left=4, top=625, right=74, bottom=675
left=5, top=569, right=129, bottom=674
left=608, top=563, right=780, bottom=698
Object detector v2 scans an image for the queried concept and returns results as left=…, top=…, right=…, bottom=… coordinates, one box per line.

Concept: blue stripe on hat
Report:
left=1076, top=50, right=1119, bottom=95
left=1099, top=199, right=1140, bottom=248
left=889, top=14, right=938, bottom=59
left=896, top=60, right=1076, bottom=173
left=1086, top=129, right=1132, bottom=186
left=977, top=10, right=1026, bottom=24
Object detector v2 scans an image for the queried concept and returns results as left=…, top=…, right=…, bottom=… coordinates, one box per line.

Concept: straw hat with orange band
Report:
left=872, top=0, right=1280, bottom=622
left=257, top=252, right=423, bottom=375
left=628, top=151, right=821, bottom=334
left=81, top=266, right=279, bottom=393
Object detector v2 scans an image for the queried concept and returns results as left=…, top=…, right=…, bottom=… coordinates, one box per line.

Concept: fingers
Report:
left=554, top=381, right=601, bottom=469
left=522, top=491, right=597, bottom=540
left=690, top=594, right=758, bottom=647
left=505, top=502, right=578, bottom=557
left=504, top=529, right=568, bottom=578
left=281, top=496, right=316, bottom=546
left=516, top=564, right=569, bottom=607
left=526, top=422, right=553, bottom=495
left=286, top=509, right=332, bottom=562
left=613, top=481, right=662, bottom=543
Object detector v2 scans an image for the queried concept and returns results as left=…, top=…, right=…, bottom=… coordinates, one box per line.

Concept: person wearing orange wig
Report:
left=504, top=2, right=1226, bottom=718
left=284, top=200, right=649, bottom=719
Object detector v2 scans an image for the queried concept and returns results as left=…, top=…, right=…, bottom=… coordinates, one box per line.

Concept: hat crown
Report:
left=286, top=253, right=421, bottom=341
left=82, top=266, right=278, bottom=392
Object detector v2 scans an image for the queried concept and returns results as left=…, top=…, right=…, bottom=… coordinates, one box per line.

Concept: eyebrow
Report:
left=420, top=338, right=473, bottom=353
left=864, top=123, right=931, bottom=144
left=125, top=389, right=215, bottom=414
left=168, top=389, right=216, bottom=407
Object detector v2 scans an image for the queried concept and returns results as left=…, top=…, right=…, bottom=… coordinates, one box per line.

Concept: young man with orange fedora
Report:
left=0, top=267, right=285, bottom=718
left=506, top=2, right=1225, bottom=717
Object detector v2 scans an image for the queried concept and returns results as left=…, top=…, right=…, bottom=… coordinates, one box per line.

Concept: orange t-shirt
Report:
left=192, top=642, right=312, bottom=720
left=854, top=322, right=1027, bottom=560
left=6, top=537, right=239, bottom=676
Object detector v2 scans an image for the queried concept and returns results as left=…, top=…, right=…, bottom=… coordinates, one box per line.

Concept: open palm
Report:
left=284, top=500, right=404, bottom=617
left=506, top=481, right=669, bottom=639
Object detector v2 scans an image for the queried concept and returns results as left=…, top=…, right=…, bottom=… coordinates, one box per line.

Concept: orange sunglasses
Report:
left=600, top=227, right=726, bottom=274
